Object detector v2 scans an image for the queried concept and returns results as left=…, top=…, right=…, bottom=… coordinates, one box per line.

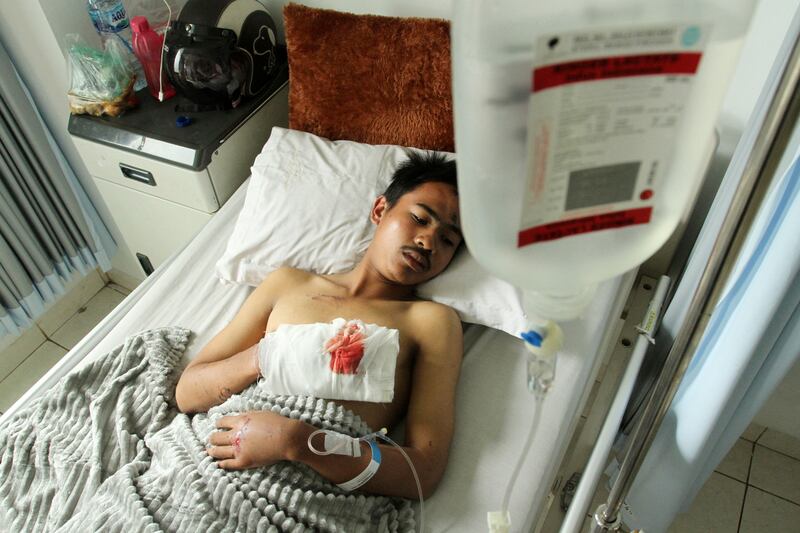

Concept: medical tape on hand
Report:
left=324, top=431, right=362, bottom=458
left=307, top=430, right=381, bottom=492
left=337, top=438, right=381, bottom=492
left=308, top=429, right=362, bottom=457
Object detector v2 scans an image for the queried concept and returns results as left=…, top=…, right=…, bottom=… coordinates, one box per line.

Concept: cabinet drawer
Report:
left=95, top=178, right=213, bottom=275
left=73, top=137, right=220, bottom=213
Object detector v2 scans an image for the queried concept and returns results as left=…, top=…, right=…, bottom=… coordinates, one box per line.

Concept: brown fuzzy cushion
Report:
left=283, top=3, right=454, bottom=152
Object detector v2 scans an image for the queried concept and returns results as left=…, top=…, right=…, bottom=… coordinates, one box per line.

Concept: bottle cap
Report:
left=175, top=115, right=193, bottom=128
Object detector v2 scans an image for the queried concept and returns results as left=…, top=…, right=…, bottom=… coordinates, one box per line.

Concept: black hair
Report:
left=382, top=151, right=457, bottom=207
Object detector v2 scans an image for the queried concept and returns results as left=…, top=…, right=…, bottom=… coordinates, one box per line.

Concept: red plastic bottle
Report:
left=130, top=16, right=176, bottom=101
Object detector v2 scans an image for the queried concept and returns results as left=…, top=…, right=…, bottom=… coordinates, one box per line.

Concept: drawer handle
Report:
left=119, top=163, right=156, bottom=186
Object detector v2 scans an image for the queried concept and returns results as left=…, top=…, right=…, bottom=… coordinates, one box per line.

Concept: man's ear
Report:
left=370, top=196, right=389, bottom=225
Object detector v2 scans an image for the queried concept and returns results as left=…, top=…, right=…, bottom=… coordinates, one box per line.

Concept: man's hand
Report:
left=207, top=411, right=296, bottom=470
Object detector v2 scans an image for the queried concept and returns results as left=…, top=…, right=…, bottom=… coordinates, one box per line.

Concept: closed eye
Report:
left=411, top=213, right=427, bottom=225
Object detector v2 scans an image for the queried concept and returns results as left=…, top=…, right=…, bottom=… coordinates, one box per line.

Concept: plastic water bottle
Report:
left=87, top=0, right=147, bottom=91
left=451, top=0, right=759, bottom=322
left=131, top=16, right=176, bottom=101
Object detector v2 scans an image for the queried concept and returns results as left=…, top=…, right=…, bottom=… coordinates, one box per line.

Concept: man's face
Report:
left=369, top=181, right=462, bottom=286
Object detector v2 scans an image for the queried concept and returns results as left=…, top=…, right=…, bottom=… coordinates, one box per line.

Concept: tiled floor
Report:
left=0, top=282, right=130, bottom=412
left=667, top=425, right=800, bottom=533
left=553, top=424, right=800, bottom=533
left=1, top=281, right=799, bottom=533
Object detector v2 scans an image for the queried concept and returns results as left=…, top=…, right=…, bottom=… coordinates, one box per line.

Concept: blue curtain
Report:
left=624, top=143, right=800, bottom=531
left=0, top=39, right=116, bottom=339
left=619, top=10, right=800, bottom=527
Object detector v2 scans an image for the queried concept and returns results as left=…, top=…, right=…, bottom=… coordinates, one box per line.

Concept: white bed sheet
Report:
left=1, top=178, right=633, bottom=532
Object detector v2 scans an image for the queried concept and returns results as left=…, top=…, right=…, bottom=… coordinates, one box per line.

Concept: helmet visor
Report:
left=173, top=46, right=231, bottom=90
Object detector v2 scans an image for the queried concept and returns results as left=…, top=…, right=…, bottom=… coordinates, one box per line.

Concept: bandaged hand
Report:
left=207, top=411, right=293, bottom=470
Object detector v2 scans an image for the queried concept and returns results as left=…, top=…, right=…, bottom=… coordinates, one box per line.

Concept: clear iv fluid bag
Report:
left=452, top=0, right=757, bottom=321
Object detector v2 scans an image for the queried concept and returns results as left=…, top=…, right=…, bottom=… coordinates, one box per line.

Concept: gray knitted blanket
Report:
left=0, top=327, right=414, bottom=532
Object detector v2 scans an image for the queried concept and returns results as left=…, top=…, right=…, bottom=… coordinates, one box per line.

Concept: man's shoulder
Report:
left=404, top=300, right=463, bottom=358
left=406, top=299, right=461, bottom=332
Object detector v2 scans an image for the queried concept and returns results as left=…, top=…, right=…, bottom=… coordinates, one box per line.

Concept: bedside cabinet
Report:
left=69, top=67, right=288, bottom=284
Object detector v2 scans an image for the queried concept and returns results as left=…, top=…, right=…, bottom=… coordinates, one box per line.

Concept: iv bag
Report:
left=452, top=0, right=758, bottom=321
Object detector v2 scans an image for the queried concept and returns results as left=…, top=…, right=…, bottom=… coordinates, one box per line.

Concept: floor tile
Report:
left=666, top=472, right=745, bottom=533
left=107, top=268, right=142, bottom=293
left=0, top=341, right=68, bottom=411
left=741, top=422, right=766, bottom=443
left=50, top=287, right=125, bottom=350
left=715, top=438, right=753, bottom=483
left=739, top=486, right=800, bottom=533
left=107, top=282, right=132, bottom=296
left=35, top=269, right=105, bottom=336
left=749, top=445, right=800, bottom=504
left=0, top=325, right=46, bottom=382
left=758, top=429, right=800, bottom=461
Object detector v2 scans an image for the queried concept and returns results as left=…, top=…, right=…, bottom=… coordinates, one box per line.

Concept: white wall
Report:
left=260, top=0, right=453, bottom=43
left=719, top=0, right=800, bottom=129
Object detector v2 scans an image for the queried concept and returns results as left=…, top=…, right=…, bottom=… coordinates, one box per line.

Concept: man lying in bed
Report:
left=175, top=151, right=463, bottom=501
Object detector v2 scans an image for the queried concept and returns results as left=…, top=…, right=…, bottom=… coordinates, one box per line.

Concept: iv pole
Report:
left=587, top=16, right=800, bottom=533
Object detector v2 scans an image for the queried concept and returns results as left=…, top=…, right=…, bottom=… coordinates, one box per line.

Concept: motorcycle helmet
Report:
left=164, top=0, right=279, bottom=108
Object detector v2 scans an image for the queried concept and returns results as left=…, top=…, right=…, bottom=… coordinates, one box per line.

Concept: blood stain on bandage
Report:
left=325, top=321, right=365, bottom=374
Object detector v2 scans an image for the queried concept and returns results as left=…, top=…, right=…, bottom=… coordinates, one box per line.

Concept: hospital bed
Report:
left=0, top=3, right=648, bottom=532
left=0, top=171, right=635, bottom=531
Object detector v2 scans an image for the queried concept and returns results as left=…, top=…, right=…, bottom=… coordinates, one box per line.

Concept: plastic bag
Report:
left=125, top=0, right=187, bottom=33
left=66, top=33, right=138, bottom=117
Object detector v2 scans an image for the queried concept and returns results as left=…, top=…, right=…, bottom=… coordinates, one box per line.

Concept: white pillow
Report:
left=215, top=127, right=527, bottom=337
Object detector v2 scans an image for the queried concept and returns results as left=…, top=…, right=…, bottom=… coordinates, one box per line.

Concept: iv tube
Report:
left=487, top=374, right=547, bottom=533
left=158, top=0, right=172, bottom=102
left=503, top=394, right=545, bottom=514
left=489, top=319, right=562, bottom=532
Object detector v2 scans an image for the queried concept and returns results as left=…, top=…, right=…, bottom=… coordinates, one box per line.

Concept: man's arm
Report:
left=287, top=303, right=464, bottom=499
left=174, top=268, right=292, bottom=413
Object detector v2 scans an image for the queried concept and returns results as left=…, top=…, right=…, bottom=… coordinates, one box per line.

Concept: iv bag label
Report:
left=518, top=24, right=707, bottom=247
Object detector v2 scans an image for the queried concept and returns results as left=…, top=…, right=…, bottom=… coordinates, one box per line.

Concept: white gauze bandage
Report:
left=256, top=318, right=399, bottom=402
